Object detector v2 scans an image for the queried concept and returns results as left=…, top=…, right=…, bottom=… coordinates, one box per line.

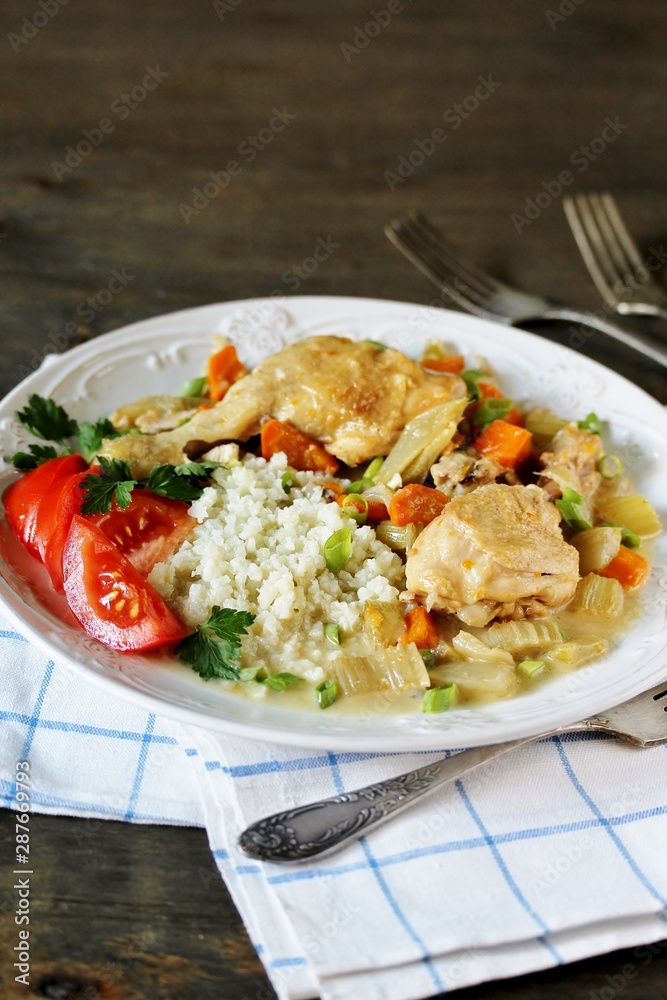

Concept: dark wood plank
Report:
left=1, top=0, right=666, bottom=996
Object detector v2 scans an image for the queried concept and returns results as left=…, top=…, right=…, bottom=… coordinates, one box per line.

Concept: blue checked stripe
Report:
left=0, top=711, right=176, bottom=743
left=2, top=659, right=54, bottom=807
left=0, top=778, right=189, bottom=824
left=328, top=751, right=446, bottom=994
left=456, top=779, right=562, bottom=964
left=263, top=801, right=667, bottom=885
left=554, top=736, right=667, bottom=912
left=123, top=713, right=156, bottom=821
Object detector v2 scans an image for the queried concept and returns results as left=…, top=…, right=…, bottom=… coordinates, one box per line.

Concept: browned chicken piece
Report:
left=538, top=424, right=603, bottom=515
left=430, top=449, right=503, bottom=498
left=100, top=336, right=465, bottom=478
left=406, top=483, right=579, bottom=626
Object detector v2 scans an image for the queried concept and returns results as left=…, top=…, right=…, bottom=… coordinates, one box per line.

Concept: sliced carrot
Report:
left=421, top=354, right=465, bottom=375
left=208, top=345, right=247, bottom=402
left=316, top=479, right=344, bottom=497
left=389, top=484, right=449, bottom=526
left=400, top=606, right=439, bottom=649
left=336, top=494, right=388, bottom=523
left=261, top=419, right=338, bottom=475
left=478, top=381, right=503, bottom=399
left=475, top=420, right=533, bottom=470
left=599, top=547, right=649, bottom=589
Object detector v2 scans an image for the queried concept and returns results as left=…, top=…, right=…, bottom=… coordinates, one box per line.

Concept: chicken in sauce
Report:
left=100, top=336, right=466, bottom=478
left=406, top=483, right=580, bottom=626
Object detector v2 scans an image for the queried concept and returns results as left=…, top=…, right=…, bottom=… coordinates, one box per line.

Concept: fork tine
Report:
left=563, top=194, right=617, bottom=305
left=386, top=218, right=498, bottom=313
left=589, top=192, right=639, bottom=291
left=408, top=213, right=502, bottom=296
left=574, top=193, right=625, bottom=291
left=385, top=216, right=500, bottom=312
left=599, top=192, right=647, bottom=276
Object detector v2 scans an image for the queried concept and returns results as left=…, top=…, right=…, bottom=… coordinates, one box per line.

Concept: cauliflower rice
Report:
left=148, top=453, right=404, bottom=681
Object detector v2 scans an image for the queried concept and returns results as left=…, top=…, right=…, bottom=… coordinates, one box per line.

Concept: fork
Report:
left=239, top=680, right=667, bottom=863
left=563, top=192, right=667, bottom=322
left=385, top=212, right=667, bottom=368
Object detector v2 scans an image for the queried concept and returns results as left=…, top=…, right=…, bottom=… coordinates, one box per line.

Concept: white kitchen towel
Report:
left=2, top=618, right=667, bottom=1000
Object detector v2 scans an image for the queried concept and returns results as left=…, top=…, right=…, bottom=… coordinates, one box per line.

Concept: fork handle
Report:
left=539, top=307, right=667, bottom=367
left=238, top=736, right=541, bottom=864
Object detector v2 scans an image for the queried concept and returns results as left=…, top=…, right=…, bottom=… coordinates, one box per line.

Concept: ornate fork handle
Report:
left=238, top=737, right=538, bottom=863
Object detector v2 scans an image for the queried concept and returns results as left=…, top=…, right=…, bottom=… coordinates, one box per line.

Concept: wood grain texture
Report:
left=1, top=0, right=666, bottom=996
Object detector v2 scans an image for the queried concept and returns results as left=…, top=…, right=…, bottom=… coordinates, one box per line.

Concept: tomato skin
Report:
left=63, top=516, right=190, bottom=652
left=43, top=468, right=100, bottom=590
left=86, top=489, right=194, bottom=576
left=3, top=455, right=88, bottom=561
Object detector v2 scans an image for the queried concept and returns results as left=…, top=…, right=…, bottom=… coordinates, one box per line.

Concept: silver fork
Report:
left=239, top=681, right=667, bottom=863
left=385, top=212, right=667, bottom=367
left=563, top=192, right=667, bottom=322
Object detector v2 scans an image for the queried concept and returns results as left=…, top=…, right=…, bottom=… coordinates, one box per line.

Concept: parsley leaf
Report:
left=172, top=460, right=222, bottom=477
left=78, top=418, right=118, bottom=459
left=16, top=394, right=78, bottom=445
left=80, top=456, right=137, bottom=515
left=9, top=443, right=60, bottom=471
left=177, top=605, right=255, bottom=681
left=145, top=464, right=206, bottom=503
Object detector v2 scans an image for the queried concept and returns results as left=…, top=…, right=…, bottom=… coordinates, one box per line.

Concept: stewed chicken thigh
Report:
left=406, top=483, right=580, bottom=626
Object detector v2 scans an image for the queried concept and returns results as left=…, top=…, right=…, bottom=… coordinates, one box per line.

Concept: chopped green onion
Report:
left=471, top=397, right=513, bottom=428
left=348, top=478, right=371, bottom=493
left=177, top=376, right=207, bottom=397
left=422, top=684, right=458, bottom=713
left=316, top=679, right=338, bottom=709
left=281, top=470, right=295, bottom=493
left=461, top=369, right=486, bottom=402
left=239, top=665, right=264, bottom=683
left=555, top=488, right=593, bottom=531
left=517, top=659, right=546, bottom=679
left=262, top=672, right=303, bottom=692
left=558, top=626, right=567, bottom=640
left=324, top=528, right=352, bottom=574
left=365, top=456, right=384, bottom=481
left=598, top=454, right=623, bottom=479
left=578, top=412, right=602, bottom=435
left=604, top=522, right=641, bottom=549
left=342, top=493, right=368, bottom=525
left=364, top=339, right=387, bottom=351
left=323, top=622, right=340, bottom=646
left=420, top=649, right=435, bottom=669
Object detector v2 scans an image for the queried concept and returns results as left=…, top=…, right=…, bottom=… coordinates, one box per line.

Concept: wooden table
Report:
left=1, top=0, right=666, bottom=995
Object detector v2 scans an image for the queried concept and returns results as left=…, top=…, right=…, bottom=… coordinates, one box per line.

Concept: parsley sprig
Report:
left=79, top=459, right=223, bottom=514
left=11, top=394, right=128, bottom=468
left=15, top=395, right=78, bottom=446
left=80, top=457, right=137, bottom=515
left=10, top=394, right=222, bottom=510
left=176, top=606, right=256, bottom=681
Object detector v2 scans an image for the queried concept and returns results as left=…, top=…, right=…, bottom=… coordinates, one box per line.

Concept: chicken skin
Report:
left=406, top=483, right=580, bottom=626
left=100, top=336, right=465, bottom=478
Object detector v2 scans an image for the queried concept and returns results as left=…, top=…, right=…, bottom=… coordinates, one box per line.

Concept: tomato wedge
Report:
left=63, top=516, right=189, bottom=652
left=3, top=454, right=88, bottom=561
left=87, top=489, right=195, bottom=576
left=43, top=467, right=99, bottom=590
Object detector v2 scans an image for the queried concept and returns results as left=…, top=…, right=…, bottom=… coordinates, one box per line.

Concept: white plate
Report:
left=1, top=296, right=666, bottom=750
